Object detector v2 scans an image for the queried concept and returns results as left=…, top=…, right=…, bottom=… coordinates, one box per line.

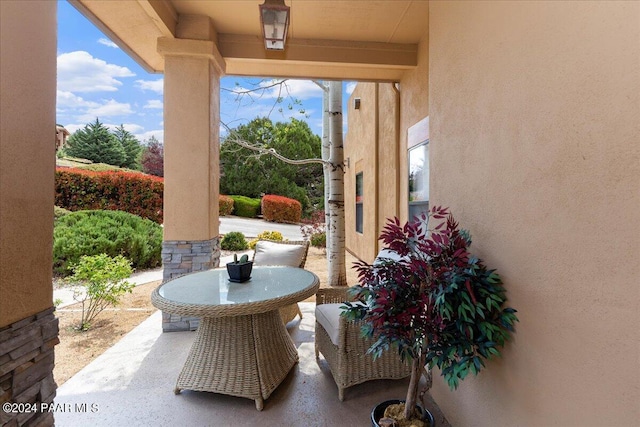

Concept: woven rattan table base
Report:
left=174, top=310, right=299, bottom=410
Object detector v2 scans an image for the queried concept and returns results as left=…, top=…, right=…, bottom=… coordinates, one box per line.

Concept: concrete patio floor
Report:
left=54, top=303, right=451, bottom=427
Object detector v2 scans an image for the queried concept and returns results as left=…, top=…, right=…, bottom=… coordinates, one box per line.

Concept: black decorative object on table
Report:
left=226, top=254, right=253, bottom=283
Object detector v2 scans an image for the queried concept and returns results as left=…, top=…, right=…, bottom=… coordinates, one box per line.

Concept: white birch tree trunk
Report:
left=320, top=82, right=331, bottom=258
left=327, top=81, right=347, bottom=287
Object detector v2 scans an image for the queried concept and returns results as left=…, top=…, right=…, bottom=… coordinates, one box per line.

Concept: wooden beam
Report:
left=219, top=34, right=417, bottom=67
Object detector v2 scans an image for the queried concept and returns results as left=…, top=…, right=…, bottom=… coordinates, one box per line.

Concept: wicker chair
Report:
left=252, top=239, right=310, bottom=324
left=315, top=287, right=411, bottom=401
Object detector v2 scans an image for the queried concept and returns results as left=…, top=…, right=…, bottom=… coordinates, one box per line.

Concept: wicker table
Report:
left=151, top=266, right=319, bottom=410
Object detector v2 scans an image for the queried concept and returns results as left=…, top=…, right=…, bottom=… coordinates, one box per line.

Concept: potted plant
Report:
left=226, top=253, right=253, bottom=282
left=343, top=206, right=518, bottom=427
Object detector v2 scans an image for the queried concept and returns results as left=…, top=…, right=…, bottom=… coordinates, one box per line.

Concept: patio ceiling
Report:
left=69, top=0, right=429, bottom=81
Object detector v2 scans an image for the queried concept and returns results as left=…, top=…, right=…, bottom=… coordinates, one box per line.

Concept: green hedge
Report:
left=53, top=210, right=163, bottom=276
left=55, top=168, right=164, bottom=223
left=230, top=195, right=261, bottom=218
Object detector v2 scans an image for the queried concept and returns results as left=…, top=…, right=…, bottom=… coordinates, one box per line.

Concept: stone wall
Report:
left=161, top=237, right=220, bottom=332
left=0, top=308, right=58, bottom=427
left=162, top=237, right=221, bottom=281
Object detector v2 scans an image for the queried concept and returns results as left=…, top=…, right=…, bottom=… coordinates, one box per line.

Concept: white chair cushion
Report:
left=253, top=241, right=306, bottom=267
left=315, top=303, right=344, bottom=346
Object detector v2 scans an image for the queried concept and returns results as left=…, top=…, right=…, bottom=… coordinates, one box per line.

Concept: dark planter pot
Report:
left=371, top=399, right=435, bottom=427
left=226, top=261, right=253, bottom=283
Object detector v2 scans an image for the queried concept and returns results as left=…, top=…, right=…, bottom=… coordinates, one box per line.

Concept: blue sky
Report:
left=56, top=0, right=355, bottom=143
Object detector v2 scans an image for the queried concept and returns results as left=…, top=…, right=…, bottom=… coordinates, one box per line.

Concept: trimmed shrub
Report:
left=221, top=231, right=248, bottom=251
left=262, top=194, right=302, bottom=223
left=310, top=232, right=327, bottom=248
left=248, top=230, right=284, bottom=249
left=55, top=168, right=163, bottom=223
left=53, top=210, right=163, bottom=276
left=230, top=195, right=261, bottom=218
left=54, top=206, right=72, bottom=220
left=219, top=195, right=234, bottom=216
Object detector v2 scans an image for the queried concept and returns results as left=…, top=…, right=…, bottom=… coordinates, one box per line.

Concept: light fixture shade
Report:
left=259, top=0, right=290, bottom=51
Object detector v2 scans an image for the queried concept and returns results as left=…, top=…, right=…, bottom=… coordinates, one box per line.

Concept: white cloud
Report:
left=98, top=38, right=119, bottom=49
left=136, top=79, right=164, bottom=94
left=272, top=79, right=324, bottom=100
left=144, top=99, right=163, bottom=109
left=345, top=81, right=357, bottom=95
left=225, top=78, right=323, bottom=102
left=77, top=99, right=134, bottom=122
left=122, top=123, right=145, bottom=133
left=57, top=90, right=99, bottom=110
left=259, top=79, right=323, bottom=100
left=103, top=123, right=145, bottom=134
left=63, top=123, right=86, bottom=134
left=57, top=51, right=135, bottom=92
left=136, top=129, right=164, bottom=144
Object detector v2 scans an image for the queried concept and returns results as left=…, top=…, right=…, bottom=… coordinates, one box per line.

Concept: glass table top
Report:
left=158, top=266, right=318, bottom=306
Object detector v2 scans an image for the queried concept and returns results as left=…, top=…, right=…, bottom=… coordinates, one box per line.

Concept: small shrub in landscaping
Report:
left=230, top=195, right=261, bottom=218
left=53, top=210, right=162, bottom=276
left=66, top=254, right=134, bottom=331
left=310, top=232, right=327, bottom=248
left=248, top=230, right=284, bottom=249
left=221, top=231, right=248, bottom=251
left=262, top=194, right=302, bottom=223
left=219, top=195, right=234, bottom=216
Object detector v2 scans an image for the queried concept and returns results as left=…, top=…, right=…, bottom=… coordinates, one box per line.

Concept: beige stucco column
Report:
left=1, top=1, right=59, bottom=425
left=157, top=18, right=225, bottom=331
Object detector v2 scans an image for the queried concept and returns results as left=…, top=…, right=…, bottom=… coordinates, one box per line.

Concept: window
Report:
left=408, top=140, right=429, bottom=221
left=355, top=172, right=363, bottom=233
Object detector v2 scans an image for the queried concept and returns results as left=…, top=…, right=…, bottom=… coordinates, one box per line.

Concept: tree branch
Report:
left=224, top=131, right=327, bottom=166
left=312, top=80, right=329, bottom=92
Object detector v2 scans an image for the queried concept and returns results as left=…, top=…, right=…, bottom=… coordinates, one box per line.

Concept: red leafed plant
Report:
left=54, top=168, right=164, bottom=223
left=342, top=206, right=518, bottom=421
left=262, top=194, right=302, bottom=223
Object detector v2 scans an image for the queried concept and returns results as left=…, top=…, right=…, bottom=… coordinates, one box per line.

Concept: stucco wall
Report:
left=428, top=1, right=640, bottom=425
left=0, top=1, right=57, bottom=326
left=377, top=85, right=401, bottom=233
left=345, top=83, right=378, bottom=262
left=344, top=83, right=401, bottom=263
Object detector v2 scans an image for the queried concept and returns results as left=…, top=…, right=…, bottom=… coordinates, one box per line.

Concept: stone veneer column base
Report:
left=0, top=307, right=59, bottom=427
left=161, top=237, right=221, bottom=332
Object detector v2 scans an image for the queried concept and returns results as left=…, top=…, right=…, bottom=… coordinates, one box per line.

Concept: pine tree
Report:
left=113, top=124, right=142, bottom=169
left=220, top=117, right=323, bottom=212
left=66, top=118, right=126, bottom=166
left=141, top=136, right=164, bottom=177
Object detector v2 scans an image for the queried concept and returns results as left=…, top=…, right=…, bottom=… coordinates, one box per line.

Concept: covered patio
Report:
left=1, top=1, right=638, bottom=426
left=55, top=305, right=450, bottom=426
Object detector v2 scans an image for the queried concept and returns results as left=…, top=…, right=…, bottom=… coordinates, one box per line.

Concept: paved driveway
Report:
left=220, top=216, right=303, bottom=240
